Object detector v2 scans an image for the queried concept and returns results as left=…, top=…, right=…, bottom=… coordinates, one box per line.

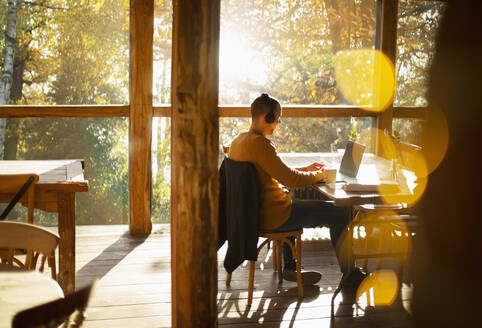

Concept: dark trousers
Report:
left=272, top=199, right=350, bottom=273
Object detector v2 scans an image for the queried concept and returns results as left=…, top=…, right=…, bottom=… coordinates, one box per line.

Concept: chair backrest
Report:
left=0, top=174, right=39, bottom=223
left=224, top=157, right=260, bottom=218
left=0, top=221, right=59, bottom=271
left=11, top=282, right=95, bottom=328
left=219, top=157, right=261, bottom=272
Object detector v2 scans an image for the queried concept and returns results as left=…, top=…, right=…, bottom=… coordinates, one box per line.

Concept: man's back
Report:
left=229, top=130, right=319, bottom=230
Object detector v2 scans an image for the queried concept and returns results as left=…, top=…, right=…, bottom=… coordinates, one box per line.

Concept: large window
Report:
left=393, top=118, right=423, bottom=145
left=151, top=117, right=171, bottom=223
left=0, top=1, right=129, bottom=226
left=1, top=1, right=445, bottom=227
left=394, top=0, right=446, bottom=107
left=0, top=0, right=129, bottom=106
left=220, top=0, right=378, bottom=105
left=153, top=1, right=172, bottom=105
left=220, top=116, right=374, bottom=153
left=1, top=118, right=128, bottom=226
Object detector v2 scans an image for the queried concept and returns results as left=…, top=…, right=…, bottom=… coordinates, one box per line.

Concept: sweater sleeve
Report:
left=253, top=137, right=324, bottom=188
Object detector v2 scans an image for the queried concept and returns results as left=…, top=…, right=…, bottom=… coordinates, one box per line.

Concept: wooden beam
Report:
left=152, top=105, right=170, bottom=117
left=376, top=0, right=398, bottom=156
left=218, top=105, right=377, bottom=118
left=0, top=105, right=129, bottom=117
left=171, top=0, right=219, bottom=327
left=152, top=105, right=377, bottom=118
left=0, top=104, right=427, bottom=119
left=129, top=0, right=153, bottom=235
left=393, top=107, right=428, bottom=119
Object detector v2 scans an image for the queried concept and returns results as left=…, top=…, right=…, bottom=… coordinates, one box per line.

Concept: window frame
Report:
left=0, top=0, right=433, bottom=234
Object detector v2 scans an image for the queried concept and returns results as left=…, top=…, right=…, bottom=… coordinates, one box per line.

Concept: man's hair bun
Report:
left=260, top=93, right=270, bottom=99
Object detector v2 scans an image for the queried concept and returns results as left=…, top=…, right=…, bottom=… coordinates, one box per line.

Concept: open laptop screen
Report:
left=339, top=141, right=366, bottom=178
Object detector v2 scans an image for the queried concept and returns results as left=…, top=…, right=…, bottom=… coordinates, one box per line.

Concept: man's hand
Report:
left=298, top=162, right=325, bottom=172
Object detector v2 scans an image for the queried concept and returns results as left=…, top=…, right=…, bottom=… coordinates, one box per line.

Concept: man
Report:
left=228, top=93, right=351, bottom=284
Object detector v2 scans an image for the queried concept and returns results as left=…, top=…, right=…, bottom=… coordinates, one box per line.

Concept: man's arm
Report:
left=296, top=162, right=325, bottom=172
left=254, top=138, right=324, bottom=188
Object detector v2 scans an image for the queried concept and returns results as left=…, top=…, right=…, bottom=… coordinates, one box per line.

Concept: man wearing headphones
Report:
left=228, top=93, right=351, bottom=284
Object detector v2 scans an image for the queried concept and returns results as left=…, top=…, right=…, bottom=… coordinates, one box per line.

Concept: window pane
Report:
left=151, top=117, right=171, bottom=223
left=153, top=1, right=173, bottom=105
left=392, top=118, right=423, bottom=145
left=0, top=118, right=128, bottom=226
left=0, top=1, right=128, bottom=105
left=220, top=117, right=374, bottom=154
left=220, top=0, right=377, bottom=105
left=394, top=0, right=446, bottom=107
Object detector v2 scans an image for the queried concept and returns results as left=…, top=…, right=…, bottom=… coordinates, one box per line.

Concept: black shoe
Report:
left=282, top=268, right=322, bottom=285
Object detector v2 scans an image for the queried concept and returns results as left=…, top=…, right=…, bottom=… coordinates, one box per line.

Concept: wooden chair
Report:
left=0, top=221, right=59, bottom=279
left=226, top=229, right=304, bottom=306
left=349, top=141, right=422, bottom=271
left=331, top=143, right=422, bottom=316
left=0, top=173, right=39, bottom=223
left=220, top=157, right=304, bottom=306
left=344, top=211, right=416, bottom=279
left=12, top=282, right=95, bottom=328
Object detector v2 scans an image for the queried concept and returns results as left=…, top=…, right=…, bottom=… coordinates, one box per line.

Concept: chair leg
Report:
left=295, top=233, right=304, bottom=298
left=248, top=261, right=255, bottom=306
left=362, top=224, right=370, bottom=271
left=276, top=241, right=283, bottom=282
left=272, top=240, right=277, bottom=271
left=226, top=273, right=232, bottom=286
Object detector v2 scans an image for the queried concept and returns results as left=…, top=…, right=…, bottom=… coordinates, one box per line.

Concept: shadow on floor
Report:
left=217, top=281, right=414, bottom=327
left=75, top=232, right=148, bottom=287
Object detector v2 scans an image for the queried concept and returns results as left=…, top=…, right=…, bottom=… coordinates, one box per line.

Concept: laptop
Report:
left=338, top=140, right=400, bottom=192
left=338, top=140, right=366, bottom=183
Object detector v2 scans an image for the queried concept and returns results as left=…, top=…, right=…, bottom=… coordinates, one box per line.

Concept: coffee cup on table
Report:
left=324, top=168, right=337, bottom=184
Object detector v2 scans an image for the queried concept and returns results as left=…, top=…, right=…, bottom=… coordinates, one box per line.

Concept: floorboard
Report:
left=68, top=225, right=413, bottom=327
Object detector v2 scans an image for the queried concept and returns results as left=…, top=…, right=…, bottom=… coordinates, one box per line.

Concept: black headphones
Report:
left=262, top=93, right=276, bottom=124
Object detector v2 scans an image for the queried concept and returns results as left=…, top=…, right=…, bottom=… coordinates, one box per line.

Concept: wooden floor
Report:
left=67, top=225, right=414, bottom=327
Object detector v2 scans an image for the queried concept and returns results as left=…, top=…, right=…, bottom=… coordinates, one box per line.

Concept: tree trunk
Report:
left=3, top=119, right=18, bottom=160
left=0, top=0, right=18, bottom=158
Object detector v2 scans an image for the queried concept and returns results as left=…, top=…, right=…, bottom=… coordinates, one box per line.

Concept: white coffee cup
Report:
left=324, top=168, right=337, bottom=184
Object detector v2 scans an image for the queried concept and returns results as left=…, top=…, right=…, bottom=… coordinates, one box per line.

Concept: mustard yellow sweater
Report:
left=229, top=130, right=323, bottom=230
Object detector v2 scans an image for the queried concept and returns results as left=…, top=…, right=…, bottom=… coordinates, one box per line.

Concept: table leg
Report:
left=58, top=191, right=76, bottom=294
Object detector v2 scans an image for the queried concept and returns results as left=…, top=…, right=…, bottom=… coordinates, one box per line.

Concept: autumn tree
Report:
left=1, top=0, right=130, bottom=225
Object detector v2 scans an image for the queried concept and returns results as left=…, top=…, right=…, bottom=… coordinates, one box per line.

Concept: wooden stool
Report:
left=226, top=229, right=304, bottom=306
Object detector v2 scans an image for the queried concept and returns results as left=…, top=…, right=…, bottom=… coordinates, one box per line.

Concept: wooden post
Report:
left=58, top=191, right=75, bottom=294
left=171, top=0, right=220, bottom=327
left=376, top=0, right=398, bottom=156
left=129, top=0, right=154, bottom=235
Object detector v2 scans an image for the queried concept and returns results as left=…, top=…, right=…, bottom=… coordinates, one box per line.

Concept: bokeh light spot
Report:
left=374, top=129, right=429, bottom=207
left=333, top=49, right=395, bottom=112
left=421, top=105, right=450, bottom=174
left=353, top=210, right=412, bottom=263
left=356, top=270, right=399, bottom=308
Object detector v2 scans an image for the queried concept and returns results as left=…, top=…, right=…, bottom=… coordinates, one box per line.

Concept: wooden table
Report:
left=0, top=160, right=89, bottom=294
left=280, top=152, right=416, bottom=207
left=0, top=266, right=64, bottom=328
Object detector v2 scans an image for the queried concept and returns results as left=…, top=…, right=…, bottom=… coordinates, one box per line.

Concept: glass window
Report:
left=153, top=1, right=173, bottom=105
left=0, top=118, right=128, bottom=226
left=392, top=118, right=423, bottom=145
left=151, top=117, right=171, bottom=223
left=394, top=0, right=446, bottom=107
left=220, top=0, right=378, bottom=106
left=220, top=117, right=374, bottom=154
left=0, top=1, right=129, bottom=106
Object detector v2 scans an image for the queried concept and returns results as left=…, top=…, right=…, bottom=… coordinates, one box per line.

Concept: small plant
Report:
left=348, top=117, right=358, bottom=141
